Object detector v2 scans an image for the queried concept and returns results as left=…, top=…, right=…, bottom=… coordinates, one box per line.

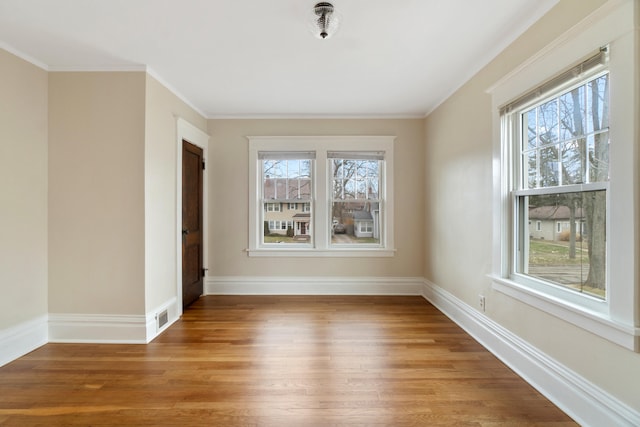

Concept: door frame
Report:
left=175, top=117, right=209, bottom=317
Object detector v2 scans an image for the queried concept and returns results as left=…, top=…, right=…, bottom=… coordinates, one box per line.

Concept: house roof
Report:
left=352, top=211, right=373, bottom=221
left=529, top=206, right=585, bottom=220
left=263, top=178, right=311, bottom=201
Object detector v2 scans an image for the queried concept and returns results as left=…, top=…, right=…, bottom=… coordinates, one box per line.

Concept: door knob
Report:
left=182, top=229, right=190, bottom=235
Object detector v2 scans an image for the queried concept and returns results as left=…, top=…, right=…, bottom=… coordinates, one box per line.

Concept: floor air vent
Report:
left=157, top=310, right=168, bottom=329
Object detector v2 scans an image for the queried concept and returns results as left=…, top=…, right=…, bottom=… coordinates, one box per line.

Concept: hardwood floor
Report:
left=0, top=296, right=577, bottom=426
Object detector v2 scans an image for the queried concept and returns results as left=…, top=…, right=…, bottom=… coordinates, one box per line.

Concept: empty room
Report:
left=1, top=0, right=639, bottom=425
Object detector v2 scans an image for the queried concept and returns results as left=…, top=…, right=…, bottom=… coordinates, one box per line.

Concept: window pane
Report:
left=525, top=151, right=537, bottom=189
left=270, top=161, right=286, bottom=178
left=586, top=74, right=609, bottom=134
left=368, top=177, right=380, bottom=199
left=275, top=179, right=286, bottom=198
left=539, top=146, right=558, bottom=187
left=561, top=139, right=585, bottom=185
left=538, top=99, right=559, bottom=145
left=525, top=109, right=537, bottom=150
left=344, top=178, right=356, bottom=200
left=331, top=201, right=380, bottom=245
left=588, top=131, right=609, bottom=183
left=519, top=190, right=606, bottom=299
left=262, top=158, right=312, bottom=244
left=559, top=86, right=585, bottom=142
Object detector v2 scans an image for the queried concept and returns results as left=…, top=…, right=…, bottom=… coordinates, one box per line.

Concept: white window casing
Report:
left=248, top=136, right=395, bottom=257
left=486, top=0, right=639, bottom=351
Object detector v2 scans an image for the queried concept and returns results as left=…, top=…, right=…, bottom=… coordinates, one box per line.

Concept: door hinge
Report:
left=202, top=268, right=208, bottom=277
left=202, top=161, right=206, bottom=170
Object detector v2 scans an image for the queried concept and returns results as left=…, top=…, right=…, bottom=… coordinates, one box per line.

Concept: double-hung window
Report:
left=498, top=49, right=610, bottom=312
left=248, top=136, right=395, bottom=257
left=490, top=10, right=640, bottom=351
left=512, top=68, right=610, bottom=302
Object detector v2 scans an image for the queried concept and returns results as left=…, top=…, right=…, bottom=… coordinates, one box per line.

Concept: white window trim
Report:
left=247, top=136, right=396, bottom=257
left=486, top=0, right=639, bottom=351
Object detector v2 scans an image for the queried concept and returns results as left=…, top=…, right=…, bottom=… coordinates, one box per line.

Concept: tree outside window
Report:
left=517, top=73, right=609, bottom=299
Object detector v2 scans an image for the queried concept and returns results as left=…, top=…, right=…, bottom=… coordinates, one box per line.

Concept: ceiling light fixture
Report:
left=311, top=2, right=339, bottom=39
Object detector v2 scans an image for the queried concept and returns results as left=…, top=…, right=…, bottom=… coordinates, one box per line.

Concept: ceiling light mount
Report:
left=312, top=2, right=339, bottom=39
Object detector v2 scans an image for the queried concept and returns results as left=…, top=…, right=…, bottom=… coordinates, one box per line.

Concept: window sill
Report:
left=490, top=274, right=639, bottom=352
left=246, top=248, right=396, bottom=258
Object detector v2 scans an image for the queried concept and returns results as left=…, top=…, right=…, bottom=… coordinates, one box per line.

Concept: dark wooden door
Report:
left=182, top=140, right=204, bottom=309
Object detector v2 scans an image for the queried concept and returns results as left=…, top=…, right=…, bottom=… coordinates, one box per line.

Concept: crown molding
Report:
left=48, top=64, right=147, bottom=72
left=0, top=42, right=49, bottom=70
left=207, top=113, right=426, bottom=120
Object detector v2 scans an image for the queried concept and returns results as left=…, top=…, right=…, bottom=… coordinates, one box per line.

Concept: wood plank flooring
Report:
left=0, top=296, right=577, bottom=426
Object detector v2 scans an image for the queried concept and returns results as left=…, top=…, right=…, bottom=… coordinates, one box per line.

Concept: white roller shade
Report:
left=258, top=151, right=316, bottom=160
left=327, top=151, right=385, bottom=160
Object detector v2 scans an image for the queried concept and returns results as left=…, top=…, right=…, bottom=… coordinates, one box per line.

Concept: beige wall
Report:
left=48, top=72, right=146, bottom=315
left=424, top=0, right=640, bottom=411
left=144, top=75, right=207, bottom=312
left=0, top=50, right=48, bottom=329
left=1, top=64, right=208, bottom=325
left=207, top=119, right=425, bottom=278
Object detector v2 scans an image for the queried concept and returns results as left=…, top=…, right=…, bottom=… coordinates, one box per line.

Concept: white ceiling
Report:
left=0, top=0, right=558, bottom=118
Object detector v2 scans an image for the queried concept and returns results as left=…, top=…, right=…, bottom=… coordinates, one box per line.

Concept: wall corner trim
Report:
left=421, top=279, right=640, bottom=427
left=0, top=315, right=48, bottom=368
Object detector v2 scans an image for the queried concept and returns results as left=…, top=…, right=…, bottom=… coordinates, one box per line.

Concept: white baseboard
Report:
left=145, top=297, right=179, bottom=342
left=206, top=276, right=424, bottom=295
left=0, top=315, right=48, bottom=367
left=422, top=279, right=640, bottom=427
left=48, top=313, right=148, bottom=344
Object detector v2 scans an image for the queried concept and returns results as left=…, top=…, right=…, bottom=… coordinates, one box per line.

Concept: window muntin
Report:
left=513, top=72, right=609, bottom=301
left=260, top=156, right=313, bottom=245
left=329, top=153, right=383, bottom=246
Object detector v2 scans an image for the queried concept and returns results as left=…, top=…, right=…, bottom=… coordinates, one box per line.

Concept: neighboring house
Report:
left=353, top=210, right=374, bottom=238
left=333, top=201, right=380, bottom=240
left=264, top=201, right=311, bottom=237
left=263, top=175, right=313, bottom=237
left=528, top=205, right=585, bottom=241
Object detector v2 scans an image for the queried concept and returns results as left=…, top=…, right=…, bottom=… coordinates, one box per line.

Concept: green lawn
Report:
left=263, top=235, right=300, bottom=243
left=528, top=240, right=589, bottom=265
left=264, top=234, right=379, bottom=244
left=528, top=239, right=605, bottom=299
